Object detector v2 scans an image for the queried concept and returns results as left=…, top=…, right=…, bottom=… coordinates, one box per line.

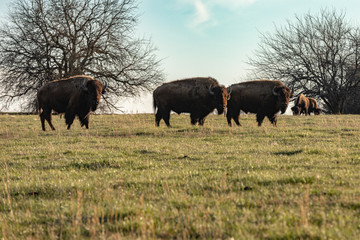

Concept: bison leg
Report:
left=79, top=114, right=90, bottom=129
left=40, top=117, right=46, bottom=131
left=198, top=112, right=209, bottom=126
left=84, top=117, right=89, bottom=129
left=226, top=110, right=233, bottom=126
left=234, top=115, right=241, bottom=126
left=228, top=108, right=241, bottom=126
left=162, top=110, right=171, bottom=127
left=39, top=110, right=47, bottom=131
left=155, top=110, right=162, bottom=127
left=256, top=113, right=266, bottom=126
left=198, top=118, right=205, bottom=126
left=65, top=112, right=75, bottom=130
left=301, top=107, right=306, bottom=115
left=198, top=117, right=206, bottom=126
left=233, top=109, right=241, bottom=126
left=267, top=115, right=277, bottom=126
left=40, top=107, right=55, bottom=131
left=46, top=114, right=56, bottom=131
left=190, top=113, right=199, bottom=125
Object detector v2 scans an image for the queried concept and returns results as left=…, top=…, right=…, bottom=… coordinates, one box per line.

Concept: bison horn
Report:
left=272, top=86, right=279, bottom=96
left=81, top=80, right=88, bottom=92
left=226, top=87, right=232, bottom=94
left=102, top=80, right=108, bottom=94
left=208, top=85, right=214, bottom=95
left=227, top=87, right=232, bottom=95
left=227, top=87, right=232, bottom=100
left=291, top=87, right=294, bottom=97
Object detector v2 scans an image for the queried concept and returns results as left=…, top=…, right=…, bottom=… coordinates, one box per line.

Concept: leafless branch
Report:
left=0, top=0, right=164, bottom=111
left=248, top=9, right=360, bottom=113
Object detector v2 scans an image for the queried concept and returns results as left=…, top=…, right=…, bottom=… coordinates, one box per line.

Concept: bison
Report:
left=308, top=97, right=322, bottom=115
left=37, top=75, right=107, bottom=131
left=226, top=80, right=293, bottom=126
left=291, top=94, right=310, bottom=115
left=153, top=77, right=229, bottom=127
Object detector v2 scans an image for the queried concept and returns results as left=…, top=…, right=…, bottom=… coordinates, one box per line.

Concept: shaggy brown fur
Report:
left=37, top=75, right=106, bottom=131
left=308, top=97, right=322, bottom=115
left=226, top=80, right=293, bottom=126
left=291, top=94, right=310, bottom=115
left=153, top=77, right=229, bottom=127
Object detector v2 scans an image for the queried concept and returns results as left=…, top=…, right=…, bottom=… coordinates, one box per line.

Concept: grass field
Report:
left=1, top=113, right=360, bottom=239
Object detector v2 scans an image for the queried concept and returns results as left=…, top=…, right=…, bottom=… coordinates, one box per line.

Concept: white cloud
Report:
left=180, top=0, right=257, bottom=28
left=211, top=0, right=257, bottom=8
left=192, top=0, right=210, bottom=27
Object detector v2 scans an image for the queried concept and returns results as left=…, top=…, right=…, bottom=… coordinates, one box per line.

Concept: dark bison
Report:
left=153, top=77, right=229, bottom=127
left=226, top=80, right=293, bottom=126
left=37, top=75, right=107, bottom=131
left=308, top=97, right=322, bottom=115
left=291, top=94, right=310, bottom=115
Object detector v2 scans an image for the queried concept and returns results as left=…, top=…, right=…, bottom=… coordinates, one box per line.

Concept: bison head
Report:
left=272, top=86, right=293, bottom=114
left=314, top=108, right=322, bottom=115
left=82, top=79, right=107, bottom=111
left=291, top=106, right=300, bottom=115
left=209, top=85, right=228, bottom=115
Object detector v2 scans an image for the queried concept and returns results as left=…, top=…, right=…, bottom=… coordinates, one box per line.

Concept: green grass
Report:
left=1, top=113, right=360, bottom=239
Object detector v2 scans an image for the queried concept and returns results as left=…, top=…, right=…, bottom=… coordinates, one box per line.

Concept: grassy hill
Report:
left=1, top=113, right=359, bottom=239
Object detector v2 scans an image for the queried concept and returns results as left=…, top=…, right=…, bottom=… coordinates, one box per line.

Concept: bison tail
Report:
left=38, top=106, right=43, bottom=117
left=36, top=98, right=42, bottom=116
left=153, top=95, right=157, bottom=113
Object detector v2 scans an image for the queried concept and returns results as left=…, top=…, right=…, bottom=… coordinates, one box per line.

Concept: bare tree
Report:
left=0, top=0, right=164, bottom=111
left=249, top=9, right=360, bottom=114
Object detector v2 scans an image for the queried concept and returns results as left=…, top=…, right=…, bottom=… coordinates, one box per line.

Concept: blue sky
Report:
left=138, top=0, right=360, bottom=83
left=2, top=0, right=360, bottom=112
left=133, top=0, right=360, bottom=112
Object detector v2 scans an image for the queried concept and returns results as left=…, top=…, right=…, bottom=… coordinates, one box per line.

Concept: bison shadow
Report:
left=273, top=149, right=303, bottom=156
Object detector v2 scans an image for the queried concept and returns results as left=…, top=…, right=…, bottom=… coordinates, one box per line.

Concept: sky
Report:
left=2, top=0, right=360, bottom=113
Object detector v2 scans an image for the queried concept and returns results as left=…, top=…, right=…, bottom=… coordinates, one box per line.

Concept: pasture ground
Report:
left=1, top=113, right=360, bottom=239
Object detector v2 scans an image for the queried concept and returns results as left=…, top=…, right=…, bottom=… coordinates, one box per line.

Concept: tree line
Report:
left=0, top=2, right=359, bottom=114
left=249, top=9, right=360, bottom=114
left=0, top=0, right=164, bottom=111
